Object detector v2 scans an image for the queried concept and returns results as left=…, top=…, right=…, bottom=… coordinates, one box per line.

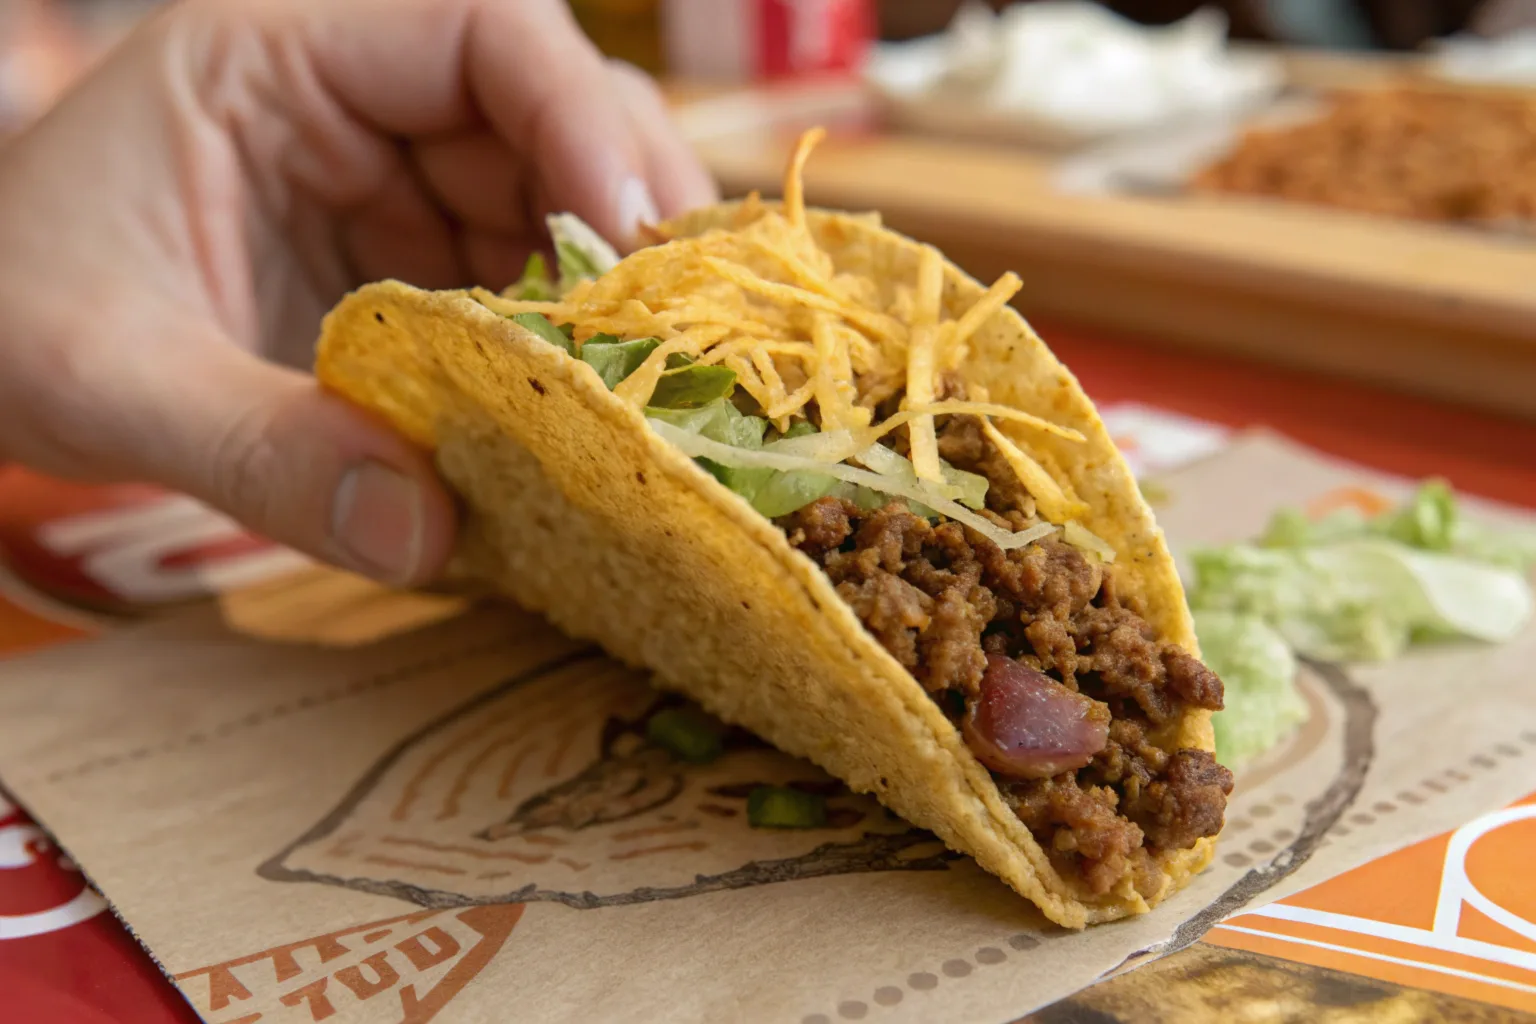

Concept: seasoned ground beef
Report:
left=777, top=421, right=1233, bottom=896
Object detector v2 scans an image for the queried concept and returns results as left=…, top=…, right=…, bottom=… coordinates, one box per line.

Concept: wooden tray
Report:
left=671, top=81, right=1536, bottom=422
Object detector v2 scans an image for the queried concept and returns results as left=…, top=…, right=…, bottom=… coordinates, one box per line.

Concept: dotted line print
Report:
left=1222, top=728, right=1535, bottom=868
left=41, top=637, right=518, bottom=785
left=802, top=726, right=1536, bottom=1023
left=801, top=934, right=1041, bottom=1022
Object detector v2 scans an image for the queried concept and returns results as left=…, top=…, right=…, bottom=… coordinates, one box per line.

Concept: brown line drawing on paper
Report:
left=379, top=836, right=552, bottom=864
left=259, top=648, right=958, bottom=911
left=610, top=821, right=702, bottom=841
left=174, top=903, right=523, bottom=1024
left=609, top=841, right=711, bottom=861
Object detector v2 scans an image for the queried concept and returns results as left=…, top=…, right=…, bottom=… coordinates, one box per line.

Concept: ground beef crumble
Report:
left=777, top=419, right=1233, bottom=897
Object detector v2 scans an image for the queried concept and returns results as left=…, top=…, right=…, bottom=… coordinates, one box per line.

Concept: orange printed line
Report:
left=610, top=821, right=700, bottom=842
left=362, top=854, right=468, bottom=876
left=381, top=836, right=550, bottom=865
left=542, top=716, right=586, bottom=778
left=495, top=746, right=535, bottom=802
left=392, top=709, right=525, bottom=822
left=608, top=841, right=709, bottom=861
left=557, top=858, right=590, bottom=872
left=447, top=682, right=575, bottom=816
left=1306, top=486, right=1393, bottom=519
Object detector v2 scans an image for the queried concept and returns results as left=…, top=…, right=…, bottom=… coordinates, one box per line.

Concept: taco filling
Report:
left=469, top=130, right=1233, bottom=898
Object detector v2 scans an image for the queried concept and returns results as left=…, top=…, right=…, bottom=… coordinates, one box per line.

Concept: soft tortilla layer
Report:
left=314, top=205, right=1216, bottom=928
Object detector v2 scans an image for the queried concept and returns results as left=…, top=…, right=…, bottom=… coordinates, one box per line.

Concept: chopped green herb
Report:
left=508, top=312, right=573, bottom=354
left=665, top=352, right=695, bottom=370
left=746, top=786, right=827, bottom=828
left=650, top=365, right=738, bottom=409
left=646, top=707, right=723, bottom=764
left=579, top=337, right=661, bottom=389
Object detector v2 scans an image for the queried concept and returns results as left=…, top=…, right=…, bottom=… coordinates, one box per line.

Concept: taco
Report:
left=313, top=128, right=1232, bottom=928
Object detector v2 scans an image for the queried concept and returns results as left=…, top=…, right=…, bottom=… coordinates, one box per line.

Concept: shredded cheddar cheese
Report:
left=487, top=127, right=1087, bottom=523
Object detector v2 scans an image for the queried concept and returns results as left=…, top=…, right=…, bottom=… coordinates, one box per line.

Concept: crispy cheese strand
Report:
left=701, top=257, right=904, bottom=348
left=784, top=126, right=826, bottom=231
left=943, top=272, right=1022, bottom=369
left=810, top=314, right=854, bottom=431
left=613, top=337, right=699, bottom=407
left=903, top=245, right=946, bottom=483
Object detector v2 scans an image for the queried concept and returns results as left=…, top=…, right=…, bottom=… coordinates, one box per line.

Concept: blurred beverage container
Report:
left=569, top=0, right=665, bottom=74
left=0, top=0, right=87, bottom=139
left=663, top=0, right=874, bottom=82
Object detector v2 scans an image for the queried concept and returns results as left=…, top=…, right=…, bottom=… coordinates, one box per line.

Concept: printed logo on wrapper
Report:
left=174, top=905, right=523, bottom=1024
left=1211, top=788, right=1536, bottom=1014
left=0, top=793, right=107, bottom=941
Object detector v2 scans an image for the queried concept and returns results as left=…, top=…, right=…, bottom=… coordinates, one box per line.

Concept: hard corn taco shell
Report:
left=313, top=204, right=1216, bottom=929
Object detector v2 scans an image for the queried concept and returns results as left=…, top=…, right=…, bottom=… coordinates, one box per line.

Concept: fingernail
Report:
left=331, top=461, right=424, bottom=586
left=616, top=175, right=660, bottom=247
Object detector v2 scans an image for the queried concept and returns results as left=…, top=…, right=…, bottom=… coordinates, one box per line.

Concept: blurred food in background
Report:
left=1432, top=25, right=1536, bottom=84
left=863, top=1, right=1284, bottom=149
left=1190, top=85, right=1536, bottom=225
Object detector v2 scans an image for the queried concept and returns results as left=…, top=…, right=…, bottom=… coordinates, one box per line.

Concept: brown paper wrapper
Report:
left=1, top=432, right=1534, bottom=1023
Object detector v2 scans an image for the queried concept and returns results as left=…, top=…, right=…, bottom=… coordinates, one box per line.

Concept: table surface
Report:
left=4, top=313, right=1536, bottom=1024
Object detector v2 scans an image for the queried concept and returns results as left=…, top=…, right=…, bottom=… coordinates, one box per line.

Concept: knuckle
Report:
left=206, top=402, right=285, bottom=528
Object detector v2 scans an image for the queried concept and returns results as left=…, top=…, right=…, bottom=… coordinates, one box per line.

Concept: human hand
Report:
left=0, top=0, right=716, bottom=586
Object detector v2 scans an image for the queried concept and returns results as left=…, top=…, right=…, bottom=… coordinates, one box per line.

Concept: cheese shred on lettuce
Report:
left=479, top=128, right=1104, bottom=555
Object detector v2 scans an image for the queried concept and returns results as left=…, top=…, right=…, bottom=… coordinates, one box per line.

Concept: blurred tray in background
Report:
left=666, top=73, right=1536, bottom=425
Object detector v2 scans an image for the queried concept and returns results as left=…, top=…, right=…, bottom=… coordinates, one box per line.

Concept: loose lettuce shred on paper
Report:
left=1191, top=480, right=1536, bottom=765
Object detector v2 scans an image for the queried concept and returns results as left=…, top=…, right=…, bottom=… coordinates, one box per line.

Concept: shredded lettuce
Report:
left=853, top=443, right=989, bottom=511
left=1190, top=481, right=1535, bottom=663
left=1195, top=610, right=1306, bottom=768
left=1188, top=479, right=1536, bottom=767
left=651, top=365, right=739, bottom=409
left=507, top=311, right=573, bottom=353
left=1258, top=479, right=1536, bottom=571
left=579, top=337, right=661, bottom=390
left=548, top=213, right=620, bottom=291
left=644, top=403, right=838, bottom=517
left=505, top=253, right=557, bottom=301
left=645, top=399, right=764, bottom=448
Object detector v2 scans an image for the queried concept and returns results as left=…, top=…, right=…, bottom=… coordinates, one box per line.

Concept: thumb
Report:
left=22, top=337, right=458, bottom=588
